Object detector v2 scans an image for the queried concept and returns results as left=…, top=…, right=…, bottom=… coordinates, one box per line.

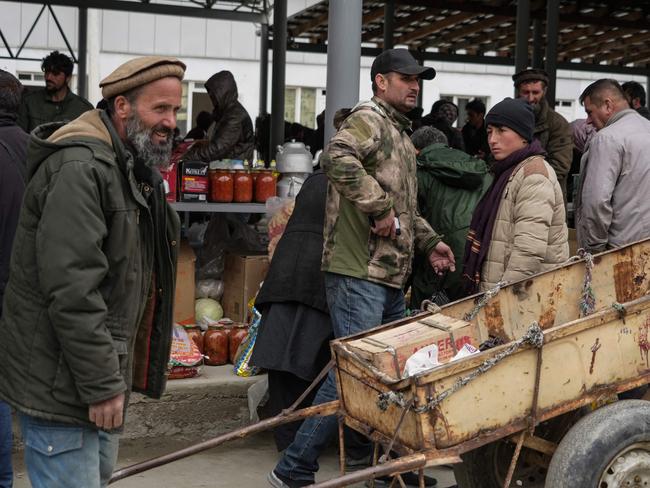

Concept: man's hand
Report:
left=428, top=241, right=456, bottom=275
left=370, top=209, right=396, bottom=239
left=89, top=393, right=125, bottom=430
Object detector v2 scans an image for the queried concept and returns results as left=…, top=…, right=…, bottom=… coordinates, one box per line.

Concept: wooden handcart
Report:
left=111, top=238, right=650, bottom=488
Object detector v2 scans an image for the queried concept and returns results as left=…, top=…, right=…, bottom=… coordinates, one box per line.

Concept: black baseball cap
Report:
left=370, top=49, right=436, bottom=81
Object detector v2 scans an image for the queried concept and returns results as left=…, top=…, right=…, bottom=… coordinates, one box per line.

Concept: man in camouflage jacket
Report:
left=269, top=49, right=454, bottom=488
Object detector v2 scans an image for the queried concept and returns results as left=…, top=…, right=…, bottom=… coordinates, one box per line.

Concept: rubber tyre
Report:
left=545, top=399, right=650, bottom=488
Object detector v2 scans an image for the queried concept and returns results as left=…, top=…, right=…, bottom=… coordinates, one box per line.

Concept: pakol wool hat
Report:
left=485, top=97, right=535, bottom=142
left=100, top=56, right=186, bottom=99
left=371, top=49, right=436, bottom=80
left=512, top=68, right=549, bottom=87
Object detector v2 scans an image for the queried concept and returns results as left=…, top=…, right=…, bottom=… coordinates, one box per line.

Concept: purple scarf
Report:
left=462, top=139, right=546, bottom=293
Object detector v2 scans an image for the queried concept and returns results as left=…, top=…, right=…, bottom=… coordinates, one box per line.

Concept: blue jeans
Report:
left=18, top=414, right=119, bottom=488
left=0, top=401, right=12, bottom=488
left=274, top=273, right=405, bottom=484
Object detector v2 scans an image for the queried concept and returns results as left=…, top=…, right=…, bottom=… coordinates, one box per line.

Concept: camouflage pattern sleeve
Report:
left=321, top=110, right=394, bottom=218
left=413, top=213, right=441, bottom=256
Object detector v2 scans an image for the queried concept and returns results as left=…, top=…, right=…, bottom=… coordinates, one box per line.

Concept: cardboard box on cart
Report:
left=346, top=313, right=480, bottom=379
left=173, top=241, right=197, bottom=325
left=221, top=252, right=269, bottom=322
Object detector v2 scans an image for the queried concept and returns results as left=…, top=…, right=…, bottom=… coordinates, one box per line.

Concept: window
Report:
left=554, top=99, right=574, bottom=122
left=285, top=86, right=319, bottom=129
left=440, top=95, right=489, bottom=128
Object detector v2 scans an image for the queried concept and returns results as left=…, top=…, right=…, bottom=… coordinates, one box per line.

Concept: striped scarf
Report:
left=462, top=139, right=546, bottom=293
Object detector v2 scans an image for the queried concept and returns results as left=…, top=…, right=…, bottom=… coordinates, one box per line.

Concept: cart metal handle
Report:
left=109, top=400, right=340, bottom=484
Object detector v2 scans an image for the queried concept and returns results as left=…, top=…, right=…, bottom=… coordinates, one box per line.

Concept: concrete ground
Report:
left=12, top=431, right=459, bottom=487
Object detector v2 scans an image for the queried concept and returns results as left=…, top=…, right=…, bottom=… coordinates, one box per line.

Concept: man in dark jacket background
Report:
left=0, top=56, right=183, bottom=487
left=0, top=69, right=28, bottom=488
left=461, top=98, right=490, bottom=159
left=513, top=68, right=572, bottom=200
left=17, top=50, right=93, bottom=132
left=410, top=126, right=492, bottom=306
left=622, top=81, right=650, bottom=120
left=184, top=70, right=254, bottom=162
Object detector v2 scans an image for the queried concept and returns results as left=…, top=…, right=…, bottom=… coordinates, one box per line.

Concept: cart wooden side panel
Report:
left=424, top=299, right=650, bottom=448
left=332, top=239, right=650, bottom=454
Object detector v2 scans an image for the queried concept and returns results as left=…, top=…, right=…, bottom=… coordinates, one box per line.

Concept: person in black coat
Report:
left=183, top=70, right=254, bottom=162
left=250, top=171, right=333, bottom=451
left=0, top=68, right=28, bottom=488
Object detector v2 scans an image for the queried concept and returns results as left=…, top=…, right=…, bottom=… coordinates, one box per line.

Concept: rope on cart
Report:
left=578, top=249, right=596, bottom=317
left=376, top=322, right=544, bottom=414
left=463, top=281, right=506, bottom=322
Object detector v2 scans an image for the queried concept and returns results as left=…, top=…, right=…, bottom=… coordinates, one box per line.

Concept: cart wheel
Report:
left=453, top=411, right=584, bottom=488
left=545, top=399, right=650, bottom=488
left=453, top=440, right=548, bottom=487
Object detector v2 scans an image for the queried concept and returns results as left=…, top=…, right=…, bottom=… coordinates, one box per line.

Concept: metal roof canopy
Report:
left=281, top=0, right=650, bottom=107
left=2, top=0, right=269, bottom=97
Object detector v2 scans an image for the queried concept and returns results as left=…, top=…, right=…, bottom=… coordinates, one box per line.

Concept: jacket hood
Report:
left=417, top=143, right=489, bottom=190
left=204, top=70, right=238, bottom=112
left=26, top=109, right=112, bottom=179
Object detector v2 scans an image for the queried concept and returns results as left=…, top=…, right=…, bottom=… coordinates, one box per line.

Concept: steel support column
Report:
left=383, top=0, right=395, bottom=50
left=515, top=0, right=530, bottom=76
left=415, top=50, right=424, bottom=109
left=259, top=23, right=269, bottom=116
left=545, top=0, right=560, bottom=106
left=270, top=0, right=287, bottom=157
left=324, top=0, right=362, bottom=143
left=532, top=19, right=544, bottom=68
left=78, top=6, right=88, bottom=98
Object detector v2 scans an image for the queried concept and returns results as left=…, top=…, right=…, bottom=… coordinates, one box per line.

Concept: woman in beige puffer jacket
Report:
left=463, top=98, right=569, bottom=293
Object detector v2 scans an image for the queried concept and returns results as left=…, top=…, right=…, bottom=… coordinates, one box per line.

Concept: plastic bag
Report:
left=450, top=343, right=479, bottom=362
left=429, top=272, right=450, bottom=307
left=247, top=376, right=269, bottom=422
left=402, top=344, right=439, bottom=378
left=196, top=279, right=224, bottom=300
left=266, top=198, right=295, bottom=260
left=196, top=214, right=266, bottom=280
left=233, top=307, right=263, bottom=377
left=168, top=323, right=203, bottom=379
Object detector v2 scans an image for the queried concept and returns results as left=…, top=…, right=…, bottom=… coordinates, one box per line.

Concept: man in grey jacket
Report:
left=575, top=79, right=650, bottom=252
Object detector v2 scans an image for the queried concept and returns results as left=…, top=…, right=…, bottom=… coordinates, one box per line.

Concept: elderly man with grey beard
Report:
left=0, top=56, right=184, bottom=488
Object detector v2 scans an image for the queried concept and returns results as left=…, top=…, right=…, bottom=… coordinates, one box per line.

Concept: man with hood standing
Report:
left=0, top=56, right=183, bottom=487
left=184, top=70, right=254, bottom=162
left=513, top=68, right=572, bottom=200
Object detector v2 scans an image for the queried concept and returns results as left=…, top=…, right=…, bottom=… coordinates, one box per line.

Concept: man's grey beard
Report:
left=125, top=113, right=174, bottom=168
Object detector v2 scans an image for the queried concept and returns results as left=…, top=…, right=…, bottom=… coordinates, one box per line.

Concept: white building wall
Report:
left=1, top=0, right=647, bottom=131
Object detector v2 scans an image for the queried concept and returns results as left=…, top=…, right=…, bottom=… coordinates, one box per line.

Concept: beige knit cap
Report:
left=100, top=56, right=186, bottom=99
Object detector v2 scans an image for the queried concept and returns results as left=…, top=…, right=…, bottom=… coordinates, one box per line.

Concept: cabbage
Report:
left=195, top=298, right=223, bottom=324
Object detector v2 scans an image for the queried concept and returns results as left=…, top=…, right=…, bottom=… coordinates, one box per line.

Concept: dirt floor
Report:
left=12, top=431, right=459, bottom=488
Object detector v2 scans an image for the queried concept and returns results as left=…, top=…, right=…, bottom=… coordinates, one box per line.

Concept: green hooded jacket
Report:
left=0, top=110, right=179, bottom=427
left=410, top=143, right=492, bottom=307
